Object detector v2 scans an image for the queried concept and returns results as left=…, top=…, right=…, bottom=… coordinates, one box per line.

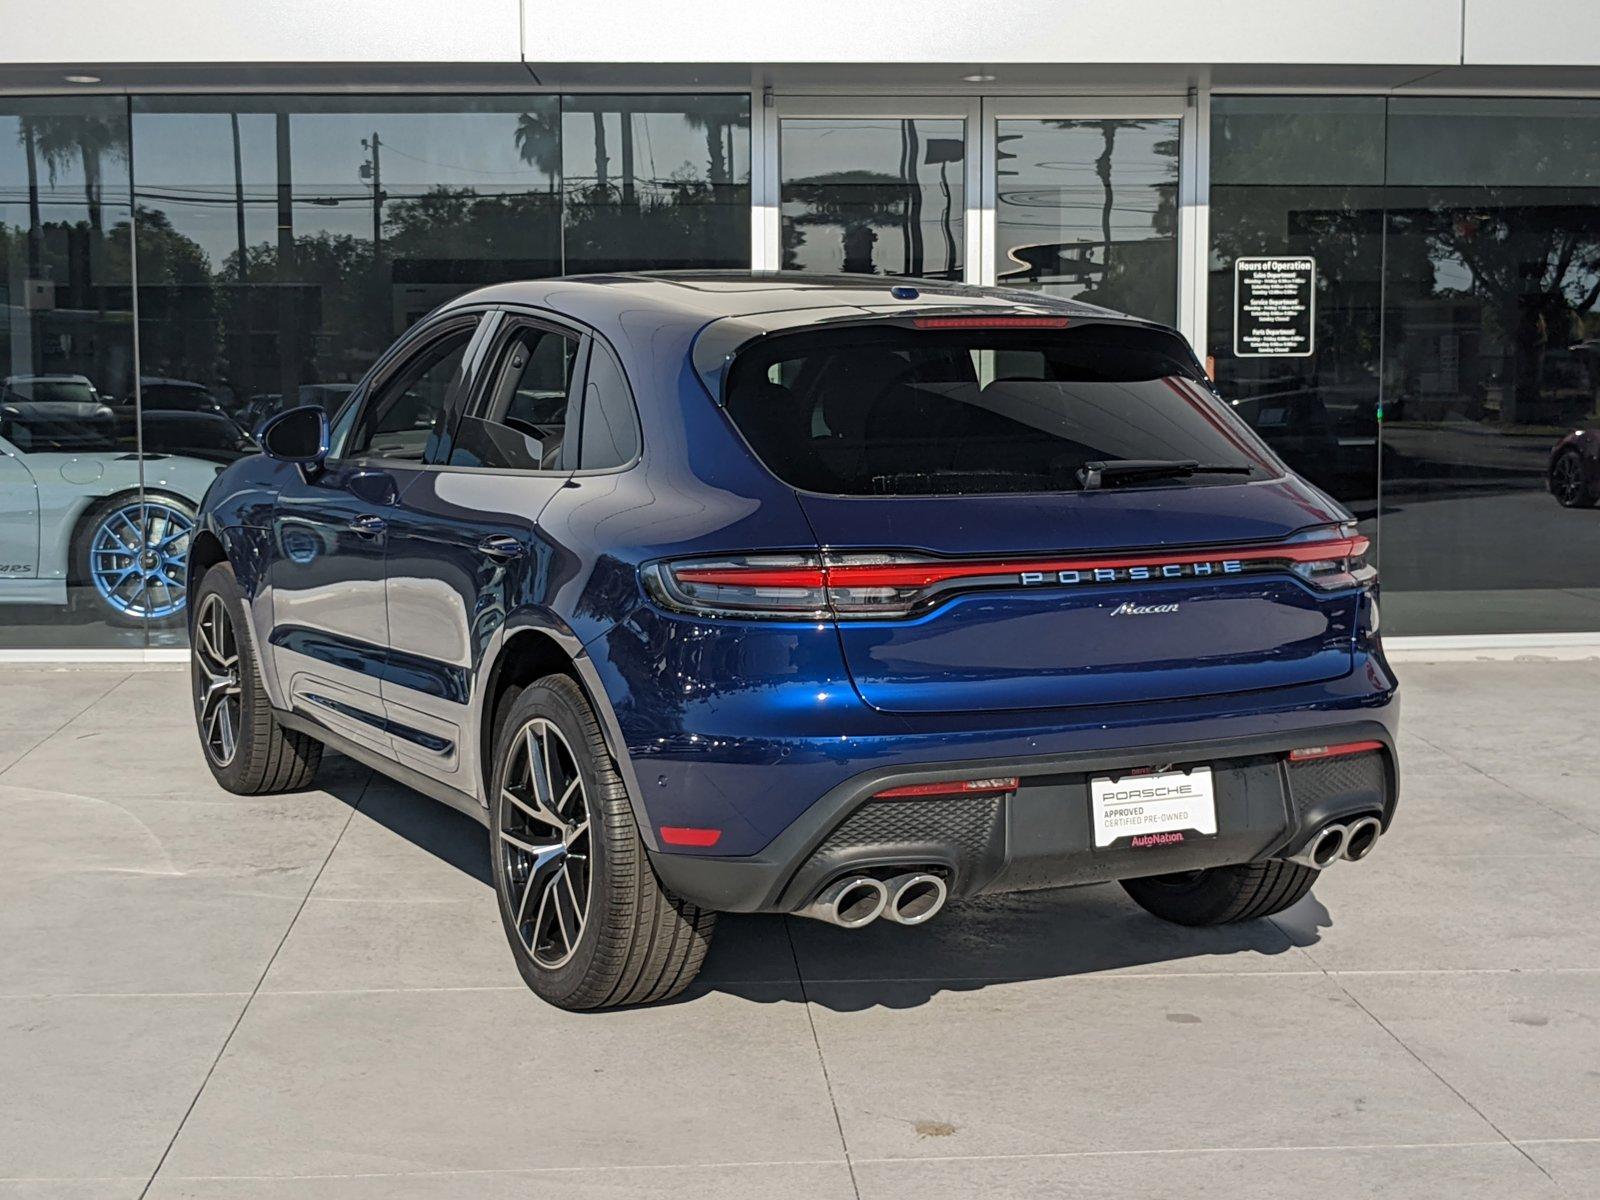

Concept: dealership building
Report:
left=4, top=0, right=1600, bottom=656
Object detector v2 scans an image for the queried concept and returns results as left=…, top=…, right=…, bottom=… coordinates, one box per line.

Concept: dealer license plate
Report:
left=1090, top=766, right=1218, bottom=850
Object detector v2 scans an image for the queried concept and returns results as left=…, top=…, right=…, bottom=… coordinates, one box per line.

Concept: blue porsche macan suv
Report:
left=189, top=273, right=1399, bottom=1009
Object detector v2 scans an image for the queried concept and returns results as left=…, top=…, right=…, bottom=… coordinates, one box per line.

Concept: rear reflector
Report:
left=659, top=825, right=722, bottom=847
left=911, top=315, right=1070, bottom=330
left=1288, top=740, right=1385, bottom=763
left=873, top=776, right=1020, bottom=799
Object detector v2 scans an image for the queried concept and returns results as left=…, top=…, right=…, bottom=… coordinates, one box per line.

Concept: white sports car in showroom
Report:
left=0, top=392, right=233, bottom=626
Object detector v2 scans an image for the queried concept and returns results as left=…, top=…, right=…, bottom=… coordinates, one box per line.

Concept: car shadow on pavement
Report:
left=688, top=886, right=1333, bottom=1012
left=344, top=771, right=495, bottom=888
left=337, top=768, right=1334, bottom=1013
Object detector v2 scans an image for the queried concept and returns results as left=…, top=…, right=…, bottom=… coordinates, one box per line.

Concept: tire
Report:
left=190, top=562, right=323, bottom=794
left=1551, top=450, right=1596, bottom=509
left=489, top=674, right=715, bottom=1010
left=72, top=490, right=197, bottom=627
left=1120, top=860, right=1317, bottom=927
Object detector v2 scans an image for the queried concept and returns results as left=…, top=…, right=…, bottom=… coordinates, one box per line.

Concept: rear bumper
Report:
left=650, top=719, right=1398, bottom=913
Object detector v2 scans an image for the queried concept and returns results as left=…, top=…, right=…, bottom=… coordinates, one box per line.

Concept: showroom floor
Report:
left=2, top=662, right=1597, bottom=1199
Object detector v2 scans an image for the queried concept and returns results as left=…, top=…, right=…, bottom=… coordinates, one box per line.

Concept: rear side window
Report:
left=578, top=342, right=640, bottom=470
left=723, top=323, right=1275, bottom=496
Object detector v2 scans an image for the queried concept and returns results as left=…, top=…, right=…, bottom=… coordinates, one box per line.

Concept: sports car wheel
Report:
left=1552, top=450, right=1596, bottom=509
left=490, top=675, right=715, bottom=1009
left=75, top=493, right=196, bottom=625
left=190, top=563, right=323, bottom=794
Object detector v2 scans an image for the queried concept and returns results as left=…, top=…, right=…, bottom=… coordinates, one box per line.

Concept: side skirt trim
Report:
left=275, top=705, right=487, bottom=827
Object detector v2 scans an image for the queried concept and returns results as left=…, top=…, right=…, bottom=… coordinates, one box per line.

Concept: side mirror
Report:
left=258, top=404, right=329, bottom=469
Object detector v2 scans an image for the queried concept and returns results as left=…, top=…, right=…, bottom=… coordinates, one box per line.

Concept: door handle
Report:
left=350, top=513, right=387, bottom=538
left=478, top=534, right=525, bottom=560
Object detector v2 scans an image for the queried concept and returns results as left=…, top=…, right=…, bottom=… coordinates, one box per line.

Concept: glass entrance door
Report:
left=981, top=100, right=1185, bottom=326
left=764, top=98, right=981, bottom=281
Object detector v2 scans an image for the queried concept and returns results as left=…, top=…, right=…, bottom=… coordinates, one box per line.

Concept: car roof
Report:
left=439, top=270, right=1140, bottom=338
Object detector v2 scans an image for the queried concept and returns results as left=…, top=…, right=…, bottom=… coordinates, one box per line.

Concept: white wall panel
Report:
left=0, top=0, right=521, bottom=64
left=1465, top=0, right=1600, bottom=66
left=522, top=0, right=1463, bottom=67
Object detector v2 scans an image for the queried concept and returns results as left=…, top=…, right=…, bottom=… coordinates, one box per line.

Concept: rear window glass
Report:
left=723, top=323, right=1276, bottom=496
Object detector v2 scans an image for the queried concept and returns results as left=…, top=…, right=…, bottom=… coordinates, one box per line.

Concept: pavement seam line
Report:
left=1408, top=726, right=1600, bottom=839
left=1275, top=919, right=1557, bottom=1187
left=134, top=767, right=373, bottom=1200
left=0, top=670, right=133, bottom=782
left=784, top=916, right=863, bottom=1200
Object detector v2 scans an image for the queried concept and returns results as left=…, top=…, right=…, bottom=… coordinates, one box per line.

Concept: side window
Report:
left=346, top=324, right=475, bottom=461
left=579, top=342, right=641, bottom=470
left=449, top=324, right=580, bottom=471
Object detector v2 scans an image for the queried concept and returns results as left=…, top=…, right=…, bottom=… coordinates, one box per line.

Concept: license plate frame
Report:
left=1089, top=766, right=1219, bottom=850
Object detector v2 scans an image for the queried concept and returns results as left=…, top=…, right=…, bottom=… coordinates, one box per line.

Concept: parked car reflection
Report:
left=0, top=399, right=232, bottom=626
left=1549, top=427, right=1600, bottom=508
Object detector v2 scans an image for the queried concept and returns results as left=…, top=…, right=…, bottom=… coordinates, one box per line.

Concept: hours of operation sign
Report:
left=1234, top=256, right=1315, bottom=357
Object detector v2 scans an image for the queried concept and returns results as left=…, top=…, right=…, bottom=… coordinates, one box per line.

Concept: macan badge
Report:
left=1110, top=601, right=1181, bottom=616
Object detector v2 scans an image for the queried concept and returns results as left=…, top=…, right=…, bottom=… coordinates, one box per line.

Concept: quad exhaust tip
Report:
left=882, top=872, right=948, bottom=926
left=1342, top=815, right=1383, bottom=862
left=1286, top=816, right=1384, bottom=870
left=796, top=871, right=950, bottom=928
left=798, top=875, right=889, bottom=929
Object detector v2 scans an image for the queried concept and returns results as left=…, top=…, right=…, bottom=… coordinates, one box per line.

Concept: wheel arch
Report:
left=476, top=620, right=656, bottom=851
left=187, top=526, right=227, bottom=597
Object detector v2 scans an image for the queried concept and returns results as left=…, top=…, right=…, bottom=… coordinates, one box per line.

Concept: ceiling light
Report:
left=63, top=74, right=101, bottom=84
left=962, top=73, right=997, bottom=83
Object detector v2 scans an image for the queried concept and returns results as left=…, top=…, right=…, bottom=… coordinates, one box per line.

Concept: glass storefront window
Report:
left=0, top=97, right=150, bottom=649
left=560, top=95, right=750, bottom=274
left=1208, top=97, right=1386, bottom=522
left=1381, top=98, right=1600, bottom=634
left=1211, top=95, right=1600, bottom=636
left=993, top=117, right=1180, bottom=322
left=779, top=117, right=966, bottom=279
left=121, top=92, right=749, bottom=649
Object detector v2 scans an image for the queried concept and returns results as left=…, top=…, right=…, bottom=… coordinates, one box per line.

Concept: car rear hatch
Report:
left=704, top=312, right=1365, bottom=716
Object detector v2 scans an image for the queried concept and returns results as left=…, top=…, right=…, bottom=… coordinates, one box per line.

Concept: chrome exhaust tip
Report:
left=882, top=872, right=948, bottom=926
left=1342, top=815, right=1383, bottom=862
left=1287, top=823, right=1348, bottom=870
left=797, top=876, right=889, bottom=929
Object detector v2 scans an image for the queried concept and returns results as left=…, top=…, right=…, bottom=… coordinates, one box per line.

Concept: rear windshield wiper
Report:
left=1077, top=459, right=1254, bottom=490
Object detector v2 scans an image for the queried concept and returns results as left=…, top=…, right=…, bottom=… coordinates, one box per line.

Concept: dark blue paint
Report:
left=268, top=625, right=387, bottom=683
left=193, top=273, right=1398, bottom=873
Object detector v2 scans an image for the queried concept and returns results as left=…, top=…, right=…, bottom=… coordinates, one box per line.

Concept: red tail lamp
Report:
left=873, top=776, right=1020, bottom=800
left=1287, top=741, right=1384, bottom=763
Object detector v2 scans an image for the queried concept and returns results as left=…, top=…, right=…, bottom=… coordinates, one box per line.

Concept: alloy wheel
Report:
left=498, top=717, right=593, bottom=970
left=1554, top=455, right=1585, bottom=506
left=91, top=499, right=193, bottom=621
left=193, top=592, right=243, bottom=765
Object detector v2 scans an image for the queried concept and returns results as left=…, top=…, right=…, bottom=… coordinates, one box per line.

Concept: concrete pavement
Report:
left=1, top=662, right=1597, bottom=1198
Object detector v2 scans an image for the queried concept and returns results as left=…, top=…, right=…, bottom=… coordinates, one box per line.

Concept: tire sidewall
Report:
left=1554, top=451, right=1593, bottom=508
left=73, top=489, right=198, bottom=628
left=489, top=678, right=614, bottom=1005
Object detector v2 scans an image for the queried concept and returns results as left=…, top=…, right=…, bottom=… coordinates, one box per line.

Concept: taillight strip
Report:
left=672, top=536, right=1370, bottom=590
left=1288, top=740, right=1385, bottom=763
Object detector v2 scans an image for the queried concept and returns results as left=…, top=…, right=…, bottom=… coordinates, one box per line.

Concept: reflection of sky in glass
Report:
left=131, top=105, right=561, bottom=265
left=995, top=119, right=1178, bottom=245
left=780, top=117, right=965, bottom=278
left=125, top=100, right=747, bottom=267
left=0, top=109, right=133, bottom=225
